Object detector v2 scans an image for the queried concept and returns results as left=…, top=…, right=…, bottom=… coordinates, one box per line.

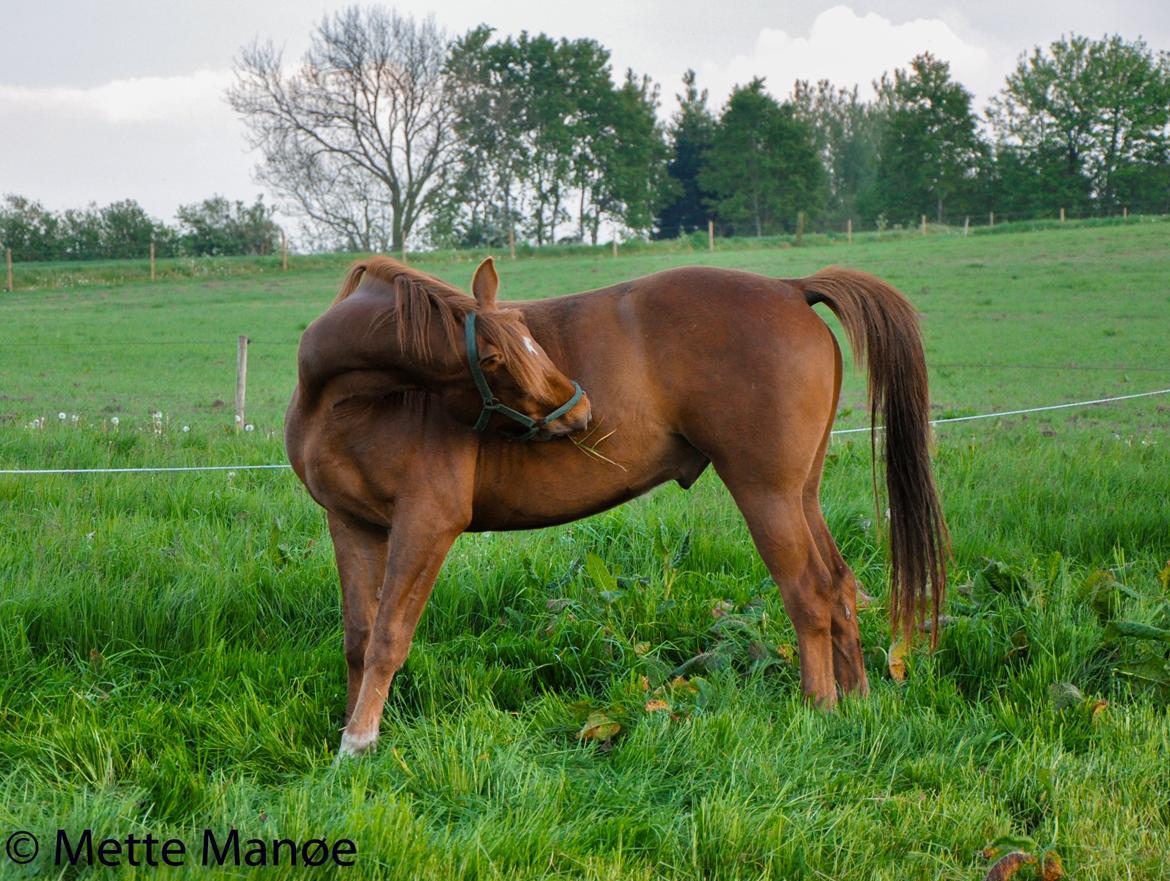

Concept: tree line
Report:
left=229, top=10, right=1170, bottom=249
left=0, top=195, right=281, bottom=262
left=8, top=10, right=1169, bottom=261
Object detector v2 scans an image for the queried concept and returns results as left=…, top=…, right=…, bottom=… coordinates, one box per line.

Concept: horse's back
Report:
left=521, top=265, right=841, bottom=486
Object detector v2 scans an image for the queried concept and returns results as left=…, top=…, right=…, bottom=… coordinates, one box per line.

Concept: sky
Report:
left=2, top=1, right=1167, bottom=225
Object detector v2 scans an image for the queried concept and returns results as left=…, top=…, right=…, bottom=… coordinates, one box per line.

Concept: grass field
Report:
left=1, top=221, right=1169, bottom=879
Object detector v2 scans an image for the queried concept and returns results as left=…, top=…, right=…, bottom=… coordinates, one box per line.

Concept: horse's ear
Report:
left=471, top=257, right=499, bottom=310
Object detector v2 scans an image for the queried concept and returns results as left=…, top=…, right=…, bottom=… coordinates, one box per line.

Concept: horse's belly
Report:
left=466, top=436, right=707, bottom=531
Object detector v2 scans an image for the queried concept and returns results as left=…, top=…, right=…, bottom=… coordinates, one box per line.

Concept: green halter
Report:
left=464, top=311, right=584, bottom=441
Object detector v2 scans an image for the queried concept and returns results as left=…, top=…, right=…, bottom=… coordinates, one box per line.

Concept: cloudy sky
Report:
left=2, top=1, right=1166, bottom=223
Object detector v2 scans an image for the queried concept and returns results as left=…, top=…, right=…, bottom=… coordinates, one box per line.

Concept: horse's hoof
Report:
left=336, top=730, right=377, bottom=761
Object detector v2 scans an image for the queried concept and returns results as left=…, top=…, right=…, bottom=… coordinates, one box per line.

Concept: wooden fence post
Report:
left=235, top=335, right=249, bottom=431
left=846, top=218, right=852, bottom=244
left=5, top=248, right=12, bottom=293
left=963, top=216, right=969, bottom=236
left=149, top=242, right=156, bottom=281
left=509, top=227, right=516, bottom=259
left=921, top=214, right=927, bottom=235
left=989, top=211, right=995, bottom=228
left=281, top=231, right=288, bottom=271
left=796, top=211, right=804, bottom=246
left=707, top=219, right=714, bottom=251
left=612, top=231, right=618, bottom=257
left=1123, top=206, right=1128, bottom=220
left=1060, top=207, right=1065, bottom=223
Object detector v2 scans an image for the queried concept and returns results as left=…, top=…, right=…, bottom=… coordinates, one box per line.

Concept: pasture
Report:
left=1, top=221, right=1169, bottom=879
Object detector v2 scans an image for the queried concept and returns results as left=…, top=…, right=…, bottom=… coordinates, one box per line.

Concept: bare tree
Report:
left=228, top=6, right=456, bottom=252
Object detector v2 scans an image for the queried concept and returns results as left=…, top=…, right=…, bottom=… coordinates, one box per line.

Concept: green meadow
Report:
left=1, top=220, right=1169, bottom=879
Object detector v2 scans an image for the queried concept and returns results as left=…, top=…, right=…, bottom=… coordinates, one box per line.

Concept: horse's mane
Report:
left=334, top=256, right=552, bottom=397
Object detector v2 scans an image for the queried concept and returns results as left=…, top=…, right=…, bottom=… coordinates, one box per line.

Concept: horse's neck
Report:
left=299, top=293, right=466, bottom=397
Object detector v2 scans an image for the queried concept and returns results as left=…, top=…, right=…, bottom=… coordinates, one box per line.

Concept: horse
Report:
left=285, top=255, right=948, bottom=757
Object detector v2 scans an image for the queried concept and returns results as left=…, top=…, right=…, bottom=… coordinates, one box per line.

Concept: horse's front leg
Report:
left=338, top=514, right=463, bottom=758
left=326, top=512, right=388, bottom=724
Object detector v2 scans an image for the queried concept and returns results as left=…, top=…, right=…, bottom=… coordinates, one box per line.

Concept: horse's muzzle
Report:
left=542, top=400, right=591, bottom=439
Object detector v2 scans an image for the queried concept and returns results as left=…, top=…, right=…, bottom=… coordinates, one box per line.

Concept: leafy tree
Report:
left=656, top=70, right=715, bottom=239
left=989, top=34, right=1170, bottom=213
left=791, top=79, right=879, bottom=225
left=436, top=25, right=523, bottom=248
left=872, top=54, right=985, bottom=224
left=99, top=200, right=167, bottom=260
left=440, top=28, right=668, bottom=247
left=0, top=195, right=61, bottom=260
left=592, top=70, right=673, bottom=240
left=700, top=79, right=824, bottom=236
left=176, top=196, right=280, bottom=256
left=58, top=207, right=103, bottom=260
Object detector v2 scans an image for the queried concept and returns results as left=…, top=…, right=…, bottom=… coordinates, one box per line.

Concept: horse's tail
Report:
left=794, top=266, right=949, bottom=647
left=333, top=261, right=369, bottom=304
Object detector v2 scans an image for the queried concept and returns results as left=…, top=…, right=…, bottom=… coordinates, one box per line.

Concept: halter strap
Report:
left=464, top=311, right=585, bottom=440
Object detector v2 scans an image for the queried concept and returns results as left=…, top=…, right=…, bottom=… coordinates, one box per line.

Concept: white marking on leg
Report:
left=337, top=727, right=378, bottom=759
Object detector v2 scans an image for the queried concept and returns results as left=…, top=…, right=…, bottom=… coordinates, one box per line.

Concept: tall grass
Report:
left=0, top=221, right=1168, bottom=878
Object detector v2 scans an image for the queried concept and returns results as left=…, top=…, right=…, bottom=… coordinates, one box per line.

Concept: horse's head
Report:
left=459, top=258, right=591, bottom=440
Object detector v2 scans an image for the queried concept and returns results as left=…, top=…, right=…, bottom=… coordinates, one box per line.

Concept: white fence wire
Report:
left=1, top=387, right=1166, bottom=477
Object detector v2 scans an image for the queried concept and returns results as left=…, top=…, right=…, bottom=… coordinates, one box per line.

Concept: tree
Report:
left=656, top=70, right=715, bottom=239
left=989, top=34, right=1170, bottom=213
left=176, top=196, right=280, bottom=256
left=700, top=79, right=824, bottom=237
left=872, top=54, right=985, bottom=225
left=228, top=6, right=457, bottom=252
left=435, top=25, right=524, bottom=248
left=99, top=200, right=167, bottom=260
left=791, top=80, right=879, bottom=225
left=440, top=28, right=668, bottom=247
left=592, top=70, right=673, bottom=240
left=0, top=195, right=60, bottom=260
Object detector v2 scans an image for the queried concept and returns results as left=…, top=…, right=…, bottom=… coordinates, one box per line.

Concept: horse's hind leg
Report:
left=327, top=513, right=388, bottom=723
left=803, top=486, right=869, bottom=696
left=718, top=471, right=837, bottom=708
left=803, top=344, right=869, bottom=695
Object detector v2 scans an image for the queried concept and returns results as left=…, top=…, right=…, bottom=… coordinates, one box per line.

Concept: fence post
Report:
left=989, top=211, right=995, bottom=228
left=963, top=216, right=969, bottom=237
left=796, top=211, right=804, bottom=246
left=1123, top=206, right=1128, bottom=220
left=921, top=214, right=927, bottom=235
left=5, top=247, right=12, bottom=293
left=150, top=242, right=156, bottom=281
left=846, top=218, right=852, bottom=244
left=235, top=335, right=249, bottom=431
left=281, top=231, right=288, bottom=271
left=509, top=227, right=516, bottom=260
left=612, top=230, right=618, bottom=257
left=707, top=219, right=714, bottom=252
left=1060, top=207, right=1065, bottom=223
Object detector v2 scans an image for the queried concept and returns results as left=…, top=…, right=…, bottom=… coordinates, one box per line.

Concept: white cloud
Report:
left=698, top=5, right=996, bottom=108
left=0, top=69, right=262, bottom=221
left=0, top=69, right=233, bottom=125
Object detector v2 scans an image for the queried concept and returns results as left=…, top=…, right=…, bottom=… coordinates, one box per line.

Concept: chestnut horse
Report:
left=285, top=256, right=947, bottom=756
